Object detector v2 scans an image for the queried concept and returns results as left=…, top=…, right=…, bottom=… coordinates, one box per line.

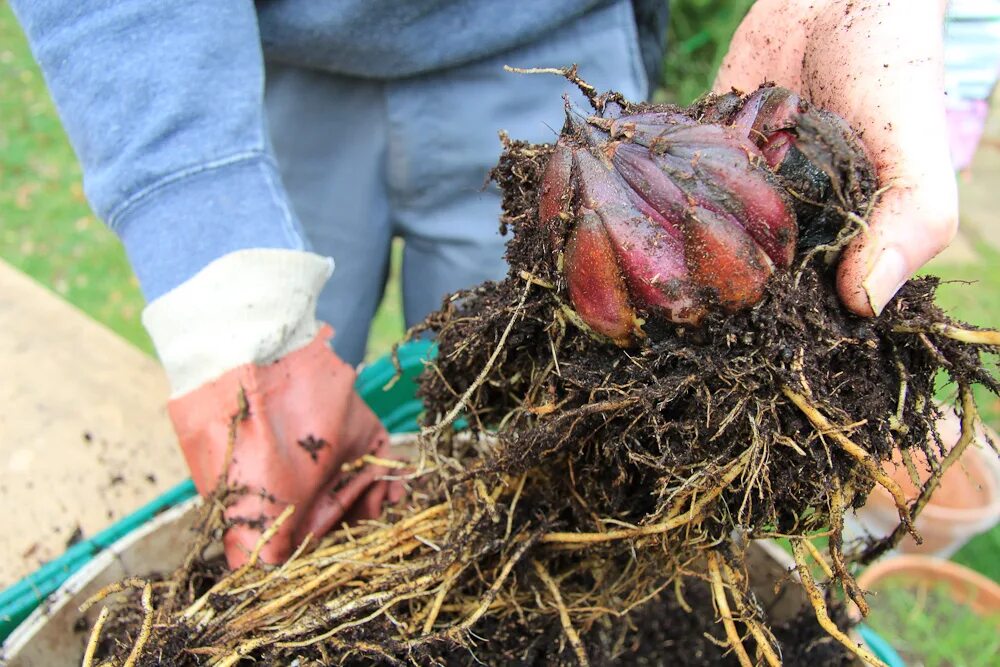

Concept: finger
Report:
left=387, top=477, right=406, bottom=505
left=371, top=433, right=408, bottom=506
left=223, top=523, right=292, bottom=569
left=712, top=0, right=810, bottom=94
left=342, top=394, right=390, bottom=458
left=793, top=1, right=956, bottom=315
left=342, top=479, right=391, bottom=525
left=836, top=166, right=958, bottom=316
left=295, top=462, right=385, bottom=543
left=222, top=496, right=295, bottom=568
left=222, top=527, right=256, bottom=570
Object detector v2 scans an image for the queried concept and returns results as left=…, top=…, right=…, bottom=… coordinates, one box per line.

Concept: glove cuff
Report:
left=143, top=248, right=333, bottom=396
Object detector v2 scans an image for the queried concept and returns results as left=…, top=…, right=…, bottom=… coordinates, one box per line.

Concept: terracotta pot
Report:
left=844, top=411, right=1000, bottom=558
left=857, top=555, right=1000, bottom=617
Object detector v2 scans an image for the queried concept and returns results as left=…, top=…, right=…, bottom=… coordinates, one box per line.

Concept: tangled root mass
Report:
left=84, top=81, right=997, bottom=667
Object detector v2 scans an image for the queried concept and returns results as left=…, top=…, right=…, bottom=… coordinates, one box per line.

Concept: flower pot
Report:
left=856, top=555, right=1000, bottom=666
left=858, top=555, right=1000, bottom=616
left=844, top=410, right=1000, bottom=558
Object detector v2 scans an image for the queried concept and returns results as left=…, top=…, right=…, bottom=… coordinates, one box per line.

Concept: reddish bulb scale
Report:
left=538, top=85, right=869, bottom=345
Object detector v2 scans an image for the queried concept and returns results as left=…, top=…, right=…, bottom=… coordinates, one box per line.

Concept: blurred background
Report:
left=2, top=2, right=998, bottom=661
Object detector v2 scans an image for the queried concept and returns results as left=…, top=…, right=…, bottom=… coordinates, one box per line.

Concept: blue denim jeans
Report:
left=264, top=0, right=648, bottom=364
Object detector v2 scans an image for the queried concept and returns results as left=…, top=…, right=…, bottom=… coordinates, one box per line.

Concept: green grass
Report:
left=366, top=240, right=405, bottom=361
left=2, top=0, right=998, bottom=583
left=864, top=580, right=1000, bottom=666
left=922, top=242, right=1000, bottom=429
left=0, top=3, right=152, bottom=353
left=952, top=527, right=1000, bottom=583
left=661, top=0, right=755, bottom=104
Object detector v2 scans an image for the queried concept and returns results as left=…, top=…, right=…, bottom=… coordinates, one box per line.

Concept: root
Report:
left=861, top=384, right=981, bottom=563
left=803, top=540, right=834, bottom=579
left=532, top=559, right=589, bottom=667
left=673, top=577, right=693, bottom=614
left=124, top=583, right=154, bottom=667
left=791, top=540, right=888, bottom=667
left=421, top=563, right=463, bottom=634
left=793, top=183, right=889, bottom=285
left=422, top=281, right=530, bottom=438
left=893, top=323, right=1000, bottom=346
left=828, top=477, right=869, bottom=616
left=782, top=386, right=916, bottom=537
left=707, top=553, right=753, bottom=667
left=79, top=577, right=149, bottom=614
left=81, top=607, right=109, bottom=667
left=502, top=64, right=600, bottom=108
left=718, top=561, right=781, bottom=667
left=81, top=579, right=154, bottom=667
left=541, top=449, right=750, bottom=545
left=183, top=505, right=295, bottom=620
left=440, top=528, right=543, bottom=643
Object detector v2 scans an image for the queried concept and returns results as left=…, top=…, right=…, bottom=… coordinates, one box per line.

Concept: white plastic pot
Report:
left=1, top=432, right=867, bottom=665
left=0, top=504, right=818, bottom=665
left=1, top=497, right=208, bottom=666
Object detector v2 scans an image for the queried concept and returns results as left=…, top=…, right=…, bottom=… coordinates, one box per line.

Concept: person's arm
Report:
left=714, top=0, right=956, bottom=317
left=10, top=0, right=399, bottom=567
left=9, top=0, right=305, bottom=298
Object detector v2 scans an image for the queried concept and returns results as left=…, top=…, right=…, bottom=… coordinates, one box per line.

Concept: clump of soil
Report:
left=81, top=78, right=997, bottom=666
left=422, top=134, right=989, bottom=539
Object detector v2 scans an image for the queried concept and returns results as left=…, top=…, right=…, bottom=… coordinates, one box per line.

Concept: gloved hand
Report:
left=144, top=249, right=401, bottom=568
left=714, top=0, right=957, bottom=317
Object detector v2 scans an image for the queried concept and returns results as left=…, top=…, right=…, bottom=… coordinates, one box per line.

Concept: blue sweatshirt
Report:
left=10, top=1, right=664, bottom=300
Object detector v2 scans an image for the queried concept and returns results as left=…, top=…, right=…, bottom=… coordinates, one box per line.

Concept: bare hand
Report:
left=714, top=0, right=956, bottom=316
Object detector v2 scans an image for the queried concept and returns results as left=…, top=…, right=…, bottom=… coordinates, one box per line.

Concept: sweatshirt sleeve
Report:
left=9, top=0, right=307, bottom=301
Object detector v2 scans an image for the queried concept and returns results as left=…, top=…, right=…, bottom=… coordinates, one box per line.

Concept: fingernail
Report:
left=862, top=247, right=909, bottom=316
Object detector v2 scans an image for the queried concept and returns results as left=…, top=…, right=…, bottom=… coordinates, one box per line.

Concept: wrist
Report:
left=143, top=248, right=333, bottom=396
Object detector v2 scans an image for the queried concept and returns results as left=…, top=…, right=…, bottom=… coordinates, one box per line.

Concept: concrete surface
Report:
left=0, top=261, right=185, bottom=586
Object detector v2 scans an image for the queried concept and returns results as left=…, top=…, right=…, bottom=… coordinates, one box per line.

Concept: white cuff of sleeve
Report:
left=142, top=249, right=334, bottom=397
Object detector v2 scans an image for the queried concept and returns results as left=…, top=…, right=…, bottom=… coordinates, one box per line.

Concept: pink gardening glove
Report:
left=169, top=325, right=402, bottom=568
left=143, top=249, right=404, bottom=568
left=714, top=0, right=957, bottom=316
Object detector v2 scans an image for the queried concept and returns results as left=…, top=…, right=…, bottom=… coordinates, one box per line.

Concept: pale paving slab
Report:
left=0, top=260, right=185, bottom=586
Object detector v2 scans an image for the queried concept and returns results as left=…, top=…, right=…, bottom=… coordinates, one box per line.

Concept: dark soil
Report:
left=429, top=580, right=855, bottom=666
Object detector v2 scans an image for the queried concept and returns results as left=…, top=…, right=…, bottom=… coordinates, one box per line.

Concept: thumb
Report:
left=837, top=163, right=958, bottom=317
left=796, top=0, right=957, bottom=316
